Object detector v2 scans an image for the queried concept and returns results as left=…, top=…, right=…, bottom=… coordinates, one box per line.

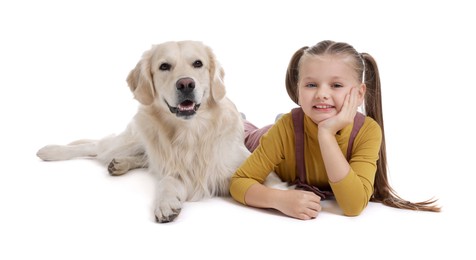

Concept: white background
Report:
left=1, top=0, right=474, bottom=259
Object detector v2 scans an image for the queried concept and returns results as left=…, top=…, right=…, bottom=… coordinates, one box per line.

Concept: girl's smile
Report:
left=312, top=103, right=335, bottom=113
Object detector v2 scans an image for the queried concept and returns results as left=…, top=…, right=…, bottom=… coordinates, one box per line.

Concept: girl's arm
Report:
left=318, top=132, right=350, bottom=183
left=318, top=87, right=380, bottom=215
left=319, top=122, right=381, bottom=216
left=318, top=87, right=360, bottom=182
left=244, top=183, right=322, bottom=220
left=230, top=116, right=323, bottom=220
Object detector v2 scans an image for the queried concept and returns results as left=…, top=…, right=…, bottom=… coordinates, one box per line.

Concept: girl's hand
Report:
left=274, top=189, right=322, bottom=220
left=318, top=87, right=360, bottom=135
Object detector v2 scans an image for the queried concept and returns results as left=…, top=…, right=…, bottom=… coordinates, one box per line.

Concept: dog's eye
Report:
left=159, top=63, right=171, bottom=71
left=192, top=60, right=203, bottom=68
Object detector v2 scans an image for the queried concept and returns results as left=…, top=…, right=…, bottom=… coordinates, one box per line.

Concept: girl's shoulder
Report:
left=363, top=116, right=381, bottom=129
left=359, top=116, right=382, bottom=139
left=273, top=111, right=294, bottom=129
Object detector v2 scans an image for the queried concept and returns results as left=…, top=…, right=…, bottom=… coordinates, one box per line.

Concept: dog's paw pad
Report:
left=108, top=159, right=128, bottom=176
left=154, top=201, right=183, bottom=223
left=155, top=208, right=182, bottom=223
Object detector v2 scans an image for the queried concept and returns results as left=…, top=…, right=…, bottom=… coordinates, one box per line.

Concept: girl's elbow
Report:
left=343, top=208, right=364, bottom=217
left=342, top=202, right=368, bottom=216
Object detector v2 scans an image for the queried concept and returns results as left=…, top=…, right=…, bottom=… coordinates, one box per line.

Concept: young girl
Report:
left=230, top=40, right=440, bottom=220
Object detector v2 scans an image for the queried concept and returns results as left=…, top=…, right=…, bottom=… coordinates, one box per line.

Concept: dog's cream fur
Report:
left=37, top=41, right=250, bottom=223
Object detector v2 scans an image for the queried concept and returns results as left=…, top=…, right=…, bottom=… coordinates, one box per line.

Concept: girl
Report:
left=230, top=40, right=440, bottom=220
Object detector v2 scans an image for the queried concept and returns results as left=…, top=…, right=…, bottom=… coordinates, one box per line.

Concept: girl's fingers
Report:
left=342, top=87, right=356, bottom=116
left=348, top=87, right=358, bottom=108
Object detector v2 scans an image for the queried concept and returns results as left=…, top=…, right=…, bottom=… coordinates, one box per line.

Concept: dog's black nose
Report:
left=176, top=78, right=195, bottom=92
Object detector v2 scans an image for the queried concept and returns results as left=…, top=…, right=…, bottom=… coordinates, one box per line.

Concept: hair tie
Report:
left=360, top=53, right=366, bottom=83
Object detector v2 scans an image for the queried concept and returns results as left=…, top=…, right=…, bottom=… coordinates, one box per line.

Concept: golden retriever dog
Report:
left=36, top=41, right=250, bottom=223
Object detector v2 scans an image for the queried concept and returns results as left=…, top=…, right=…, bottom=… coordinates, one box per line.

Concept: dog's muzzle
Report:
left=166, top=100, right=201, bottom=118
left=165, top=77, right=201, bottom=119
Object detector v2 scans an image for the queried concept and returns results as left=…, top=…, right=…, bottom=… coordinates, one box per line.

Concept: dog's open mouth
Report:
left=165, top=99, right=201, bottom=118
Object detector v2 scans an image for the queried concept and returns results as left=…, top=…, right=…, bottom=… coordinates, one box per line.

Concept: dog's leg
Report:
left=154, top=176, right=187, bottom=223
left=36, top=142, right=98, bottom=161
left=37, top=124, right=146, bottom=171
left=108, top=153, right=148, bottom=176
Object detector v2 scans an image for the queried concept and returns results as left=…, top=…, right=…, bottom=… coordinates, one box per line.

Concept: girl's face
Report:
left=297, top=54, right=364, bottom=124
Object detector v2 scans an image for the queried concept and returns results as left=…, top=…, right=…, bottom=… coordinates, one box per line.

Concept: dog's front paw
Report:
left=154, top=196, right=183, bottom=223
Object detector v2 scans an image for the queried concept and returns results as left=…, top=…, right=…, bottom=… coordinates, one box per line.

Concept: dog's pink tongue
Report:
left=178, top=100, right=195, bottom=111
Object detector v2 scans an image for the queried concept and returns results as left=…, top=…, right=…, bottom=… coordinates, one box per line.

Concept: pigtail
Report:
left=362, top=53, right=441, bottom=212
left=286, top=46, right=308, bottom=105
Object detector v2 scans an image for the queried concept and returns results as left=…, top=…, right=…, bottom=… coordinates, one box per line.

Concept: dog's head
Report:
left=126, top=41, right=226, bottom=119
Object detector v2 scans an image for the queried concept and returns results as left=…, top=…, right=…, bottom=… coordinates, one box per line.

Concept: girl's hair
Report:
left=286, top=40, right=440, bottom=212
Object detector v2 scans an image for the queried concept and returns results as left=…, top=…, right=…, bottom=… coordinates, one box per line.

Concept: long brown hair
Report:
left=286, top=40, right=440, bottom=212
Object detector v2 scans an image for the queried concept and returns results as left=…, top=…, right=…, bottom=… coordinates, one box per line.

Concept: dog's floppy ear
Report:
left=207, top=47, right=226, bottom=101
left=126, top=50, right=155, bottom=105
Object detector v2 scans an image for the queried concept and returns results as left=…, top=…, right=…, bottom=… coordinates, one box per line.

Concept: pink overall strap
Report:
left=346, top=112, right=366, bottom=161
left=291, top=107, right=305, bottom=185
left=291, top=107, right=333, bottom=199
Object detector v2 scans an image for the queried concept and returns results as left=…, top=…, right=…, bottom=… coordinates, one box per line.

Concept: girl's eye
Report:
left=305, top=83, right=317, bottom=88
left=159, top=63, right=171, bottom=71
left=332, top=83, right=344, bottom=88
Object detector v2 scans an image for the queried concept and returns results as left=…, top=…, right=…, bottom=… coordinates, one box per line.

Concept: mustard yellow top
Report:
left=230, top=112, right=382, bottom=216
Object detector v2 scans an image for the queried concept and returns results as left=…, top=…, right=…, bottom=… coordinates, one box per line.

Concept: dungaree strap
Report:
left=347, top=112, right=366, bottom=161
left=291, top=107, right=306, bottom=187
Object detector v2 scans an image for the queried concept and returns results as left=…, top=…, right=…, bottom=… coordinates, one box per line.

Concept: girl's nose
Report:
left=314, top=87, right=329, bottom=100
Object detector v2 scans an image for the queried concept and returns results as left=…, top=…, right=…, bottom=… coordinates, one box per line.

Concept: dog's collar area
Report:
left=165, top=99, right=201, bottom=119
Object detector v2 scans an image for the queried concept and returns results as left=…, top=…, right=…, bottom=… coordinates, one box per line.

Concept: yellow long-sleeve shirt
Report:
left=230, top=112, right=382, bottom=216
